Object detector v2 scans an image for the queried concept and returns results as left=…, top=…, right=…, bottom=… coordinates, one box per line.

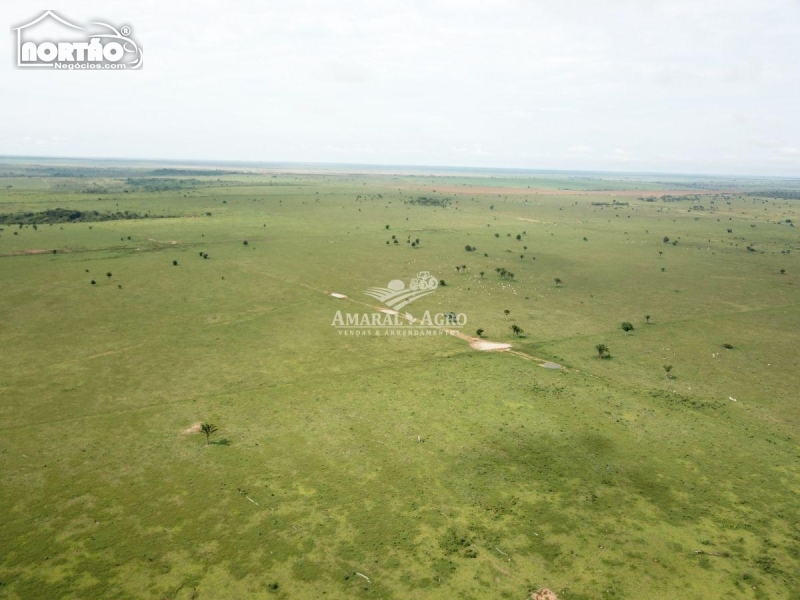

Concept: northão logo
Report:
left=13, top=10, right=143, bottom=70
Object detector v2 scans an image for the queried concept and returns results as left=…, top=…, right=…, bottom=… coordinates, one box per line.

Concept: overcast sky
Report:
left=2, top=0, right=799, bottom=175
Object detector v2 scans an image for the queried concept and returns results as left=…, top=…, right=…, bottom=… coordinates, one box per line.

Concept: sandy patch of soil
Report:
left=531, top=589, right=559, bottom=600
left=2, top=248, right=66, bottom=256
left=330, top=293, right=347, bottom=299
left=470, top=339, right=512, bottom=351
left=182, top=422, right=202, bottom=435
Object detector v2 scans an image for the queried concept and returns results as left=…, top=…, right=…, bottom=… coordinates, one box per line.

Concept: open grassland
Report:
left=0, top=163, right=798, bottom=599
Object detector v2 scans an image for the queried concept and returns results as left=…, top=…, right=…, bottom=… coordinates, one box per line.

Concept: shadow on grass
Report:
left=210, top=438, right=232, bottom=446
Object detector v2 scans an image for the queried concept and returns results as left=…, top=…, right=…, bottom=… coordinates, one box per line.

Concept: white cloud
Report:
left=0, top=0, right=799, bottom=175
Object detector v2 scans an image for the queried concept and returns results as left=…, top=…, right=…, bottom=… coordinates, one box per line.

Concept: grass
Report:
left=0, top=162, right=798, bottom=599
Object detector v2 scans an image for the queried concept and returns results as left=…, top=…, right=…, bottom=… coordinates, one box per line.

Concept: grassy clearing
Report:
left=0, top=163, right=798, bottom=599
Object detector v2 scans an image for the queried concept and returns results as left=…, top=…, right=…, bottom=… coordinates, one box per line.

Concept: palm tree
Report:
left=476, top=328, right=485, bottom=337
left=663, top=365, right=673, bottom=379
left=510, top=324, right=523, bottom=336
left=201, top=423, right=218, bottom=445
left=621, top=322, right=634, bottom=334
left=645, top=315, right=651, bottom=324
left=554, top=278, right=562, bottom=286
left=596, top=343, right=609, bottom=358
left=479, top=271, right=485, bottom=278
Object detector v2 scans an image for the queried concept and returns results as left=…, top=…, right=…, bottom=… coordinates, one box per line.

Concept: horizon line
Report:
left=1, top=153, right=799, bottom=180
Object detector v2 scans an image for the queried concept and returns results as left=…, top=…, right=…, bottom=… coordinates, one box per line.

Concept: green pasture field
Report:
left=0, top=162, right=798, bottom=599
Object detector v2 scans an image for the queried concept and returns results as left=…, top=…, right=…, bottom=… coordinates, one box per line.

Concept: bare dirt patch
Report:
left=2, top=248, right=67, bottom=257
left=182, top=422, right=202, bottom=435
left=469, top=339, right=512, bottom=351
left=531, top=589, right=559, bottom=600
left=330, top=293, right=347, bottom=299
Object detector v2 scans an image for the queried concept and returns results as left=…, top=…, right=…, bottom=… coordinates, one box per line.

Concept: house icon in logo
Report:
left=13, top=11, right=84, bottom=68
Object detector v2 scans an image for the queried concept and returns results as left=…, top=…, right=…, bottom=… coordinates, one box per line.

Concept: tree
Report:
left=479, top=271, right=485, bottom=278
left=461, top=264, right=466, bottom=271
left=510, top=324, right=523, bottom=336
left=554, top=278, right=562, bottom=286
left=439, top=280, right=447, bottom=286
left=455, top=266, right=461, bottom=273
left=663, top=365, right=673, bottom=379
left=201, top=423, right=218, bottom=445
left=504, top=309, right=510, bottom=317
left=780, top=269, right=786, bottom=274
left=658, top=251, right=663, bottom=257
left=173, top=260, right=178, bottom=266
left=91, top=280, right=96, bottom=285
left=621, top=322, right=634, bottom=334
left=663, top=236, right=670, bottom=244
left=661, top=267, right=666, bottom=272
left=516, top=234, right=522, bottom=241
left=385, top=225, right=390, bottom=230
left=476, top=328, right=484, bottom=337
left=596, top=343, right=610, bottom=358
left=243, top=240, right=248, bottom=245
left=645, top=314, right=651, bottom=324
